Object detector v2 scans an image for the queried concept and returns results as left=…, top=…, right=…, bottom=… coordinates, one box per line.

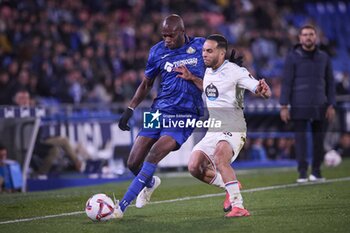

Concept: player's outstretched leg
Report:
left=136, top=176, right=161, bottom=208
left=112, top=161, right=157, bottom=219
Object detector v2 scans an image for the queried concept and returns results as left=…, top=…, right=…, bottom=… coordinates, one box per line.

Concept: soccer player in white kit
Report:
left=188, top=34, right=271, bottom=218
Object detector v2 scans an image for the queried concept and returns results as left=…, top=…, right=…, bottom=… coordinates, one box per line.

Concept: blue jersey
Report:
left=145, top=36, right=205, bottom=116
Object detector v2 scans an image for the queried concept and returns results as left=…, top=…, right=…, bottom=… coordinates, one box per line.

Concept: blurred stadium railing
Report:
left=0, top=99, right=349, bottom=192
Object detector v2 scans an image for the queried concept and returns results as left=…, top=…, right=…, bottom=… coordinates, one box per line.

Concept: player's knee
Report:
left=188, top=151, right=208, bottom=177
left=187, top=161, right=199, bottom=176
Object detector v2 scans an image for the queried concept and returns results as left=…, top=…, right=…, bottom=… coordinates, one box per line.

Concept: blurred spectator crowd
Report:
left=0, top=0, right=350, bottom=107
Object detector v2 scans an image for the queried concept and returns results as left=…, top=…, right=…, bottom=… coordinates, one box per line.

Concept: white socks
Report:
left=210, top=172, right=225, bottom=189
left=225, top=180, right=243, bottom=208
left=211, top=173, right=244, bottom=208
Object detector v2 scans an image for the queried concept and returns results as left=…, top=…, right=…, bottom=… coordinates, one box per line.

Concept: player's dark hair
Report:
left=229, top=48, right=244, bottom=67
left=299, top=25, right=317, bottom=35
left=206, top=34, right=244, bottom=66
left=206, top=34, right=228, bottom=51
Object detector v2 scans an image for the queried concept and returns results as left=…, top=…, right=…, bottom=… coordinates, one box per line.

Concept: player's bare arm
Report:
left=119, top=77, right=155, bottom=131
left=118, top=77, right=154, bottom=131
left=129, top=77, right=155, bottom=109
left=174, top=65, right=203, bottom=91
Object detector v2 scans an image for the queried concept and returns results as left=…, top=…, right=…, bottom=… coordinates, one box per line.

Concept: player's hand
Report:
left=118, top=107, right=134, bottom=131
left=174, top=65, right=193, bottom=81
left=255, top=79, right=271, bottom=98
left=325, top=105, right=335, bottom=123
left=280, top=106, right=290, bottom=123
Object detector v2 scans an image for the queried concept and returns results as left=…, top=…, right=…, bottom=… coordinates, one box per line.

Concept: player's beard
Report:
left=205, top=57, right=220, bottom=69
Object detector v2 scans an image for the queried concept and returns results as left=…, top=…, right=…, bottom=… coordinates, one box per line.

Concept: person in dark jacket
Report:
left=279, top=25, right=336, bottom=183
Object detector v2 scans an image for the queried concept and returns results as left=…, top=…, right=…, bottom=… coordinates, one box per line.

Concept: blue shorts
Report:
left=138, top=112, right=198, bottom=149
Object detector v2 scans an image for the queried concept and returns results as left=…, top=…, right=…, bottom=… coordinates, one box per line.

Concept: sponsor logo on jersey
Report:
left=163, top=58, right=198, bottom=72
left=205, top=83, right=219, bottom=101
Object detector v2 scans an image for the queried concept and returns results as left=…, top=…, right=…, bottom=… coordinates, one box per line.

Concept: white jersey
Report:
left=203, top=60, right=258, bottom=132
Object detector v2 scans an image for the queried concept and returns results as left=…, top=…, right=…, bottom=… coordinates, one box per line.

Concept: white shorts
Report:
left=192, top=131, right=246, bottom=163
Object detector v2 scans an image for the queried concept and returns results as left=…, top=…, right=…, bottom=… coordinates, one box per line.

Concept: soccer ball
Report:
left=85, top=193, right=115, bottom=221
left=324, top=150, right=342, bottom=167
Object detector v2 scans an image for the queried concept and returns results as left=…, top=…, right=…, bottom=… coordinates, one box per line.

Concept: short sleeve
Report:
left=236, top=68, right=259, bottom=93
left=144, top=47, right=160, bottom=79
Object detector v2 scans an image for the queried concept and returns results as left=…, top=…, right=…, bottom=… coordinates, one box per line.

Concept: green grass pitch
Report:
left=1, top=159, right=349, bottom=233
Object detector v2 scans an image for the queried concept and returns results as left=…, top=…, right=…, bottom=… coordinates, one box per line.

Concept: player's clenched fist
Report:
left=118, top=107, right=134, bottom=131
left=255, top=79, right=271, bottom=98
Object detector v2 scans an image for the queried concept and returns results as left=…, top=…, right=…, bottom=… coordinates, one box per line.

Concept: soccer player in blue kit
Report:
left=114, top=14, right=206, bottom=218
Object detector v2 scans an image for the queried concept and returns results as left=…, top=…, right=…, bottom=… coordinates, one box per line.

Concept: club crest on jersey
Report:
left=205, top=83, right=219, bottom=101
left=186, top=47, right=196, bottom=54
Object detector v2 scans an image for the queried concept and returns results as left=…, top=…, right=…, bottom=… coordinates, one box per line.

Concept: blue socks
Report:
left=130, top=165, right=155, bottom=188
left=119, top=162, right=157, bottom=212
left=146, top=176, right=155, bottom=188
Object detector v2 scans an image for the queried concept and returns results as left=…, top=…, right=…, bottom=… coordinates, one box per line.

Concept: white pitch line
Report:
left=1, top=176, right=349, bottom=225
left=149, top=176, right=350, bottom=205
left=0, top=211, right=84, bottom=225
